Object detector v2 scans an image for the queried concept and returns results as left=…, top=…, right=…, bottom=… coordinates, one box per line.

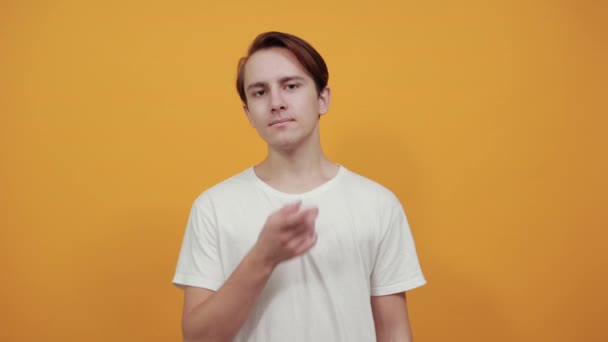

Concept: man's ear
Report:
left=243, top=104, right=254, bottom=127
left=318, top=86, right=331, bottom=116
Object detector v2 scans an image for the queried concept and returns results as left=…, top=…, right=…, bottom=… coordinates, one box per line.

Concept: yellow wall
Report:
left=1, top=1, right=606, bottom=341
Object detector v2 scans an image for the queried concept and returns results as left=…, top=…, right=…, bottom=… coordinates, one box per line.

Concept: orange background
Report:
left=1, top=1, right=607, bottom=341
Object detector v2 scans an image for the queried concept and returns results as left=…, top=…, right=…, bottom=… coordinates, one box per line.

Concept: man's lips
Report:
left=269, top=118, right=295, bottom=126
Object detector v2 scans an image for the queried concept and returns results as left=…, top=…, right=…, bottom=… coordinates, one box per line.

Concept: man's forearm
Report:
left=376, top=329, right=413, bottom=342
left=182, top=248, right=275, bottom=342
left=372, top=293, right=414, bottom=342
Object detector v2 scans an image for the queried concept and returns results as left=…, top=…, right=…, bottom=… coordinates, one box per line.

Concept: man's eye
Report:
left=252, top=90, right=265, bottom=97
left=287, top=83, right=300, bottom=90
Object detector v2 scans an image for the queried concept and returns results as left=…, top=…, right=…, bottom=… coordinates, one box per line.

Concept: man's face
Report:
left=242, top=47, right=329, bottom=151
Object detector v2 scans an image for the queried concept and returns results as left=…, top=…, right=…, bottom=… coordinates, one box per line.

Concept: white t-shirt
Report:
left=173, top=165, right=426, bottom=342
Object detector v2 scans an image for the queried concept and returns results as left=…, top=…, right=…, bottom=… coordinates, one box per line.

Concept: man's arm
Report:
left=371, top=292, right=414, bottom=342
left=181, top=248, right=274, bottom=342
left=180, top=202, right=318, bottom=342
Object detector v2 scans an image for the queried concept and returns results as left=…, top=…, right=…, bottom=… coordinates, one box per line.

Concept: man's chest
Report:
left=215, top=201, right=381, bottom=277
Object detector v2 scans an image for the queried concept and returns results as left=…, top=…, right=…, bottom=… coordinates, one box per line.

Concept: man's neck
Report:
left=254, top=141, right=339, bottom=194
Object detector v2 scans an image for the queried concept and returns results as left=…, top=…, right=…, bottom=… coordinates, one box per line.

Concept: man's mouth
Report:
left=269, top=118, right=295, bottom=126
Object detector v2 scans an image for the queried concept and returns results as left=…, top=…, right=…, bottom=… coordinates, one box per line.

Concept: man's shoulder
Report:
left=192, top=167, right=256, bottom=205
left=340, top=166, right=401, bottom=205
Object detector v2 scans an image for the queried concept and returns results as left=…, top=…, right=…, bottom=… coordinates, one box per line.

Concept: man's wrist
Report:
left=247, top=245, right=277, bottom=276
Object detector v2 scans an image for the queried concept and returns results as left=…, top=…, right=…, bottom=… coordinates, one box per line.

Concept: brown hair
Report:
left=236, top=31, right=329, bottom=104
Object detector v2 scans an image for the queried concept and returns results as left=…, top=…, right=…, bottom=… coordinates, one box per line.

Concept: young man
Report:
left=173, top=31, right=426, bottom=342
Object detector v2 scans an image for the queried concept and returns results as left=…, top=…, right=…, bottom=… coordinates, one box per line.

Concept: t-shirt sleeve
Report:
left=172, top=194, right=224, bottom=291
left=370, top=196, right=426, bottom=296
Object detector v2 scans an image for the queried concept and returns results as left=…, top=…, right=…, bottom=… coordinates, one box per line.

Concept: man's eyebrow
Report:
left=279, top=75, right=306, bottom=83
left=246, top=76, right=307, bottom=91
left=246, top=82, right=266, bottom=91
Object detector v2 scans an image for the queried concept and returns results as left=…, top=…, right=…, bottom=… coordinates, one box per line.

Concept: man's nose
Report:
left=270, top=90, right=287, bottom=113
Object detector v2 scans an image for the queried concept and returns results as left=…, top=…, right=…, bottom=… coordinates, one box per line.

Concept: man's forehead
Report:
left=243, top=48, right=309, bottom=85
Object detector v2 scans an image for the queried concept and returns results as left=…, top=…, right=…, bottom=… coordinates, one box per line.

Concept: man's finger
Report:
left=270, top=201, right=302, bottom=223
left=293, top=232, right=318, bottom=256
left=283, top=207, right=318, bottom=229
left=279, top=201, right=302, bottom=215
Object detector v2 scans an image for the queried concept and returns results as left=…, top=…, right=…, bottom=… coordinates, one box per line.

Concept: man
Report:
left=173, top=31, right=426, bottom=342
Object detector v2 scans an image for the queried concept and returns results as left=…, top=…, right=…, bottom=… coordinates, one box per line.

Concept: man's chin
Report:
left=267, top=138, right=301, bottom=153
